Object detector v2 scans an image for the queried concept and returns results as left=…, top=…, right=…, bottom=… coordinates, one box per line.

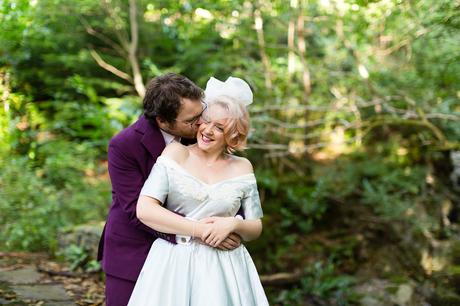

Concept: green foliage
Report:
left=61, top=244, right=101, bottom=272
left=0, top=142, right=110, bottom=251
left=361, top=166, right=425, bottom=221
left=0, top=157, right=61, bottom=251
left=272, top=260, right=355, bottom=305
left=315, top=148, right=439, bottom=233
left=1, top=0, right=459, bottom=304
left=251, top=147, right=438, bottom=280
left=301, top=261, right=355, bottom=300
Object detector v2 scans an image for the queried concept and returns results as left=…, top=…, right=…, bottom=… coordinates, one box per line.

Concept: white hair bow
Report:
left=204, top=76, right=253, bottom=106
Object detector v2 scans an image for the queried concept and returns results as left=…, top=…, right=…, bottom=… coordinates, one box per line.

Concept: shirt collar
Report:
left=160, top=129, right=180, bottom=145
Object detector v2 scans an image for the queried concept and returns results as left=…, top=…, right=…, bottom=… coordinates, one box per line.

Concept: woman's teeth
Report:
left=202, top=134, right=213, bottom=143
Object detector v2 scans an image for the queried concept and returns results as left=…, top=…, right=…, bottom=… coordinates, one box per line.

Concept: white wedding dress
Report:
left=127, top=156, right=269, bottom=306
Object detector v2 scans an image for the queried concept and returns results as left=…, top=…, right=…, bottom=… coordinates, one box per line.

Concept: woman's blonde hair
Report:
left=209, top=96, right=250, bottom=154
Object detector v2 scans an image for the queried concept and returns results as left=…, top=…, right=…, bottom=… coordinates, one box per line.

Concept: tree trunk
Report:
left=128, top=0, right=145, bottom=98
left=297, top=0, right=311, bottom=97
left=254, top=7, right=273, bottom=89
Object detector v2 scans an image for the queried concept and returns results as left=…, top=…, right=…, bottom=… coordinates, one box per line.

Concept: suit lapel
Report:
left=136, top=115, right=166, bottom=159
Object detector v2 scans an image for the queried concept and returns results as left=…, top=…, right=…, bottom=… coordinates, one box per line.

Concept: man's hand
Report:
left=194, top=233, right=241, bottom=250
left=217, top=233, right=242, bottom=251
left=199, top=217, right=242, bottom=250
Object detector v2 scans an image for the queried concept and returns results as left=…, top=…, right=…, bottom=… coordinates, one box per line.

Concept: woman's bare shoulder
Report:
left=228, top=155, right=254, bottom=175
left=161, top=142, right=190, bottom=164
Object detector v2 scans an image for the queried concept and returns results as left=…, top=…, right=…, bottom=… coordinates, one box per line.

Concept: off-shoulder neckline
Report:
left=157, top=155, right=256, bottom=187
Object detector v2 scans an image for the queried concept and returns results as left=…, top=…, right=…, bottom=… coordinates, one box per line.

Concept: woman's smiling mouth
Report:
left=201, top=133, right=214, bottom=144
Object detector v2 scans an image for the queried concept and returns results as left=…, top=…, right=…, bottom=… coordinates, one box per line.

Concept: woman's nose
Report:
left=202, top=122, right=214, bottom=134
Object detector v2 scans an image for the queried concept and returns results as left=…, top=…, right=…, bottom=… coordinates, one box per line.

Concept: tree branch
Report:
left=79, top=16, right=127, bottom=57
left=101, top=0, right=130, bottom=50
left=362, top=117, right=447, bottom=142
left=287, top=0, right=296, bottom=76
left=260, top=269, right=304, bottom=286
left=85, top=0, right=145, bottom=98
left=89, top=48, right=133, bottom=82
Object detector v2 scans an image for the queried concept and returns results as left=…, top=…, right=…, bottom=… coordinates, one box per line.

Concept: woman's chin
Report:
left=197, top=140, right=225, bottom=153
left=197, top=140, right=210, bottom=150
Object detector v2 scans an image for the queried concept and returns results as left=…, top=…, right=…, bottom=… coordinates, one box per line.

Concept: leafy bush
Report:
left=0, top=141, right=110, bottom=252
left=251, top=149, right=437, bottom=305
left=60, top=244, right=101, bottom=272
left=0, top=157, right=62, bottom=251
left=271, top=260, right=355, bottom=305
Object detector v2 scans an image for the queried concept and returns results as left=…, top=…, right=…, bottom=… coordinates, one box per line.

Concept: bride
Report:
left=127, top=76, right=269, bottom=305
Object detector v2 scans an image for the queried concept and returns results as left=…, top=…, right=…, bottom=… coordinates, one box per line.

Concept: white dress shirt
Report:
left=160, top=129, right=180, bottom=145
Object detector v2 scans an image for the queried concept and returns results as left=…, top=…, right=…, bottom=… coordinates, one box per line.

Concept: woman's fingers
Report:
left=203, top=227, right=232, bottom=247
left=206, top=233, right=223, bottom=247
left=212, top=237, right=222, bottom=247
left=209, top=238, right=216, bottom=246
left=201, top=227, right=212, bottom=241
left=205, top=233, right=216, bottom=245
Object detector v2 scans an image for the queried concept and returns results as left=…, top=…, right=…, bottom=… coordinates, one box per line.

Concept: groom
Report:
left=97, top=73, right=242, bottom=306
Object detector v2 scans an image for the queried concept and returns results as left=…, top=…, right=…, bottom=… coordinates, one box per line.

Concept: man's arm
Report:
left=108, top=141, right=177, bottom=243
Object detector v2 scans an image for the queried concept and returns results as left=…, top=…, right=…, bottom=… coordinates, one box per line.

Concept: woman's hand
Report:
left=199, top=217, right=237, bottom=247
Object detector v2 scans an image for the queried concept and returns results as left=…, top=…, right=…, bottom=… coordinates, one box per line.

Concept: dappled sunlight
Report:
left=194, top=8, right=213, bottom=21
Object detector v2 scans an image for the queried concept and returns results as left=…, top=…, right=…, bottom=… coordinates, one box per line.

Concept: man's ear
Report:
left=156, top=116, right=173, bottom=130
left=156, top=116, right=165, bottom=125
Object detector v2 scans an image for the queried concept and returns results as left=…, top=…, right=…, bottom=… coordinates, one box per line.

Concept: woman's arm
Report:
left=108, top=140, right=174, bottom=239
left=137, top=195, right=208, bottom=238
left=234, top=219, right=262, bottom=241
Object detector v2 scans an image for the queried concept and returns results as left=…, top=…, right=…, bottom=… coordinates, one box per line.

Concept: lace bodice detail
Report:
left=140, top=156, right=263, bottom=220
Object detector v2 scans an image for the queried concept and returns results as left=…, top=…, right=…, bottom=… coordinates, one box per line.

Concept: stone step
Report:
left=0, top=265, right=75, bottom=305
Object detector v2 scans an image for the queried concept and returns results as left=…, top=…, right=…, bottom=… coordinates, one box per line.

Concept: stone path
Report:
left=0, top=265, right=75, bottom=305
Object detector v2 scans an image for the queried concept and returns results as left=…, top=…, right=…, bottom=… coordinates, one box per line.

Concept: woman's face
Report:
left=197, top=104, right=229, bottom=153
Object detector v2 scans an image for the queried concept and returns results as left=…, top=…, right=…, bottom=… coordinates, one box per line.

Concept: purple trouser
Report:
left=105, top=274, right=136, bottom=306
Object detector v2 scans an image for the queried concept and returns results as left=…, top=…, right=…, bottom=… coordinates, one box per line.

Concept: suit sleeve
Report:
left=108, top=141, right=177, bottom=244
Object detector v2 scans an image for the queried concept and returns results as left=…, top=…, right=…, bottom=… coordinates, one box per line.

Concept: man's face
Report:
left=165, top=98, right=206, bottom=139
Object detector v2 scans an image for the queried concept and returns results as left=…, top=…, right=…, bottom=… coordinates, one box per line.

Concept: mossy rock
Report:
left=58, top=223, right=104, bottom=260
left=429, top=287, right=460, bottom=306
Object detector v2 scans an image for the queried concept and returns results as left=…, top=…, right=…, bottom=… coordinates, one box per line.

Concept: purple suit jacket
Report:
left=97, top=115, right=176, bottom=281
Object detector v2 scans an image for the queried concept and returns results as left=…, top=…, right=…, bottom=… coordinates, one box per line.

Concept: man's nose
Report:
left=196, top=116, right=204, bottom=125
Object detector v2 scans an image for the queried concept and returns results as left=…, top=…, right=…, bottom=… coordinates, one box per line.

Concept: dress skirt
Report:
left=127, top=239, right=269, bottom=306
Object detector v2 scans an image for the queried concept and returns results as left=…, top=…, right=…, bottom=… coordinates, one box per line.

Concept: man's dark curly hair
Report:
left=143, top=73, right=203, bottom=125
